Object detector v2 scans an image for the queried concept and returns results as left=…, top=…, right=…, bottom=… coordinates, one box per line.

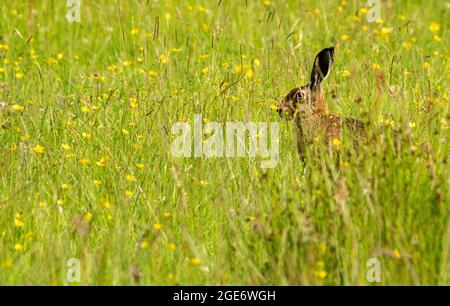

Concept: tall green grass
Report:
left=0, top=0, right=448, bottom=285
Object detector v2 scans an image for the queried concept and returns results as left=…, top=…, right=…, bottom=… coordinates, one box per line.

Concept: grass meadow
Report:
left=0, top=0, right=449, bottom=285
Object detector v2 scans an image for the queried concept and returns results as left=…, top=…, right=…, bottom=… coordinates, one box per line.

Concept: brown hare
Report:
left=278, top=47, right=365, bottom=160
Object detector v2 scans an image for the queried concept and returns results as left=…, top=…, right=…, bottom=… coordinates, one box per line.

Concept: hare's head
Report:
left=278, top=47, right=335, bottom=120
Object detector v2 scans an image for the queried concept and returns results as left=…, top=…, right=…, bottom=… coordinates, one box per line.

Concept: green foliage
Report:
left=0, top=0, right=448, bottom=285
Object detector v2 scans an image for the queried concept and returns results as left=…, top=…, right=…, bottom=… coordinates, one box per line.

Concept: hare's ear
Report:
left=310, top=47, right=335, bottom=88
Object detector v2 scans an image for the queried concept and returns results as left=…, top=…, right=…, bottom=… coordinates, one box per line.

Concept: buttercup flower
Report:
left=428, top=22, right=440, bottom=32
left=160, top=54, right=169, bottom=64
left=33, top=145, right=45, bottom=154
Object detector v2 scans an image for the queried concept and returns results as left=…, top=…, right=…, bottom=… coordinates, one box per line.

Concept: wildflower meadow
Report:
left=0, top=0, right=448, bottom=286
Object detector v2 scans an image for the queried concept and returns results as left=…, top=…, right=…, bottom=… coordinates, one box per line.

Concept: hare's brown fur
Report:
left=278, top=48, right=366, bottom=159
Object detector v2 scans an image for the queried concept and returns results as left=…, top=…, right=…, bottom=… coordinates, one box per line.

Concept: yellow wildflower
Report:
left=102, top=201, right=110, bottom=209
left=402, top=42, right=413, bottom=50
left=11, top=104, right=25, bottom=111
left=126, top=175, right=137, bottom=182
left=191, top=258, right=201, bottom=265
left=314, top=270, right=328, bottom=279
left=14, top=244, right=24, bottom=252
left=20, top=134, right=30, bottom=142
left=141, top=240, right=149, bottom=249
left=79, top=158, right=90, bottom=165
left=160, top=54, right=169, bottom=64
left=341, top=70, right=351, bottom=78
left=332, top=138, right=342, bottom=150
left=148, top=71, right=158, bottom=78
left=33, top=145, right=45, bottom=154
left=153, top=223, right=163, bottom=231
left=83, top=212, right=93, bottom=222
left=14, top=213, right=24, bottom=228
left=428, top=22, right=440, bottom=32
left=82, top=132, right=92, bottom=140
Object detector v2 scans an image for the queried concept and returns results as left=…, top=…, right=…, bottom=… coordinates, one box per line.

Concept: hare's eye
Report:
left=294, top=91, right=304, bottom=102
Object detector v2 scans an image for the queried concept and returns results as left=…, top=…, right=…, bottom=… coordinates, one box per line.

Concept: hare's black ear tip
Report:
left=319, top=47, right=335, bottom=56
left=326, top=47, right=335, bottom=58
